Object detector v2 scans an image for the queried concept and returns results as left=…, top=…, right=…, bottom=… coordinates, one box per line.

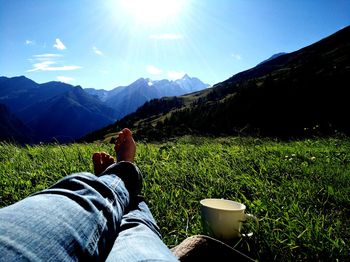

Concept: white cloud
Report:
left=25, top=40, right=35, bottom=45
left=167, top=70, right=185, bottom=80
left=28, top=61, right=55, bottom=72
left=27, top=61, right=81, bottom=72
left=57, top=76, right=75, bottom=83
left=146, top=65, right=162, bottom=75
left=33, top=54, right=63, bottom=61
left=27, top=53, right=81, bottom=72
left=93, top=46, right=103, bottom=56
left=231, top=53, right=242, bottom=60
left=149, top=33, right=183, bottom=40
left=53, top=38, right=66, bottom=50
left=34, top=54, right=63, bottom=58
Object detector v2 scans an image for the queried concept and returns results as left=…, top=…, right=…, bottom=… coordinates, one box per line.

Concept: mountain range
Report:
left=82, top=26, right=350, bottom=142
left=0, top=74, right=208, bottom=143
left=85, top=75, right=209, bottom=119
left=0, top=77, right=116, bottom=143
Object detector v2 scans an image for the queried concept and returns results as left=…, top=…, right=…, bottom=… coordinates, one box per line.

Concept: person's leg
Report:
left=106, top=200, right=179, bottom=262
left=106, top=129, right=178, bottom=261
left=0, top=128, right=142, bottom=261
left=0, top=165, right=139, bottom=261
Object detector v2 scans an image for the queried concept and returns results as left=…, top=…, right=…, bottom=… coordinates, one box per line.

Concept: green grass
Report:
left=0, top=137, right=349, bottom=261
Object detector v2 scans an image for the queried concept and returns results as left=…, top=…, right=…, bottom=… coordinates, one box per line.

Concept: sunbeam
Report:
left=119, top=0, right=185, bottom=25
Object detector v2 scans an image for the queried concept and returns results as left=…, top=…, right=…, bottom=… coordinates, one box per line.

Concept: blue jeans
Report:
left=0, top=163, right=178, bottom=261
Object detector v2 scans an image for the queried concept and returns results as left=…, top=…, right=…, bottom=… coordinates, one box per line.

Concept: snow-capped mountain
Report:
left=86, top=74, right=210, bottom=119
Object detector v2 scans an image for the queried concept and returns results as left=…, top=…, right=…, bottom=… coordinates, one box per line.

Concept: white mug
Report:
left=200, top=198, right=258, bottom=240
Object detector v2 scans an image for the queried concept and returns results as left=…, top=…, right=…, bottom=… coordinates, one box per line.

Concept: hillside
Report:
left=0, top=104, right=34, bottom=143
left=0, top=77, right=118, bottom=143
left=82, top=26, right=350, bottom=142
left=22, top=87, right=117, bottom=142
left=0, top=77, right=74, bottom=113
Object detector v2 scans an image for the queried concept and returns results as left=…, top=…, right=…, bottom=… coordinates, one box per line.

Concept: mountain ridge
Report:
left=0, top=78, right=118, bottom=142
left=24, top=87, right=117, bottom=142
left=86, top=74, right=209, bottom=119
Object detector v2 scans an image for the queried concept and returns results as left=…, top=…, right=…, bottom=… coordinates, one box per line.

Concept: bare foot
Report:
left=92, top=152, right=115, bottom=176
left=114, top=128, right=136, bottom=162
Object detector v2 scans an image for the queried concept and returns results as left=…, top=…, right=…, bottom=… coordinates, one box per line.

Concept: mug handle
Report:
left=241, top=213, right=259, bottom=237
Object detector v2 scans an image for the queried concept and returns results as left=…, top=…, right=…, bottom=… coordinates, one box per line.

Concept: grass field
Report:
left=0, top=136, right=349, bottom=260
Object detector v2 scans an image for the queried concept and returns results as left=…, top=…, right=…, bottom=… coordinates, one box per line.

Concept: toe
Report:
left=101, top=152, right=114, bottom=164
left=101, top=152, right=108, bottom=161
left=107, top=156, right=115, bottom=165
left=92, top=152, right=101, bottom=163
left=122, top=128, right=132, bottom=137
left=115, top=132, right=124, bottom=148
left=122, top=129, right=134, bottom=144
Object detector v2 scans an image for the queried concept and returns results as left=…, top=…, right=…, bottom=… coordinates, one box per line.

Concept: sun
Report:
left=120, top=0, right=185, bottom=24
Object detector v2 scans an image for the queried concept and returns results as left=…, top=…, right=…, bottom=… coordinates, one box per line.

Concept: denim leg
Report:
left=0, top=172, right=129, bottom=262
left=106, top=201, right=179, bottom=262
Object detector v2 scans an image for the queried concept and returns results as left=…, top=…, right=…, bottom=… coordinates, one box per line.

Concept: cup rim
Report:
left=200, top=198, right=246, bottom=211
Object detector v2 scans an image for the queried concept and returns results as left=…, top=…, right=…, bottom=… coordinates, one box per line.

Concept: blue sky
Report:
left=1, top=0, right=349, bottom=90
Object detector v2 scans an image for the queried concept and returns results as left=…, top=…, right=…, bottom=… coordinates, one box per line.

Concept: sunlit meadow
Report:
left=0, top=137, right=349, bottom=260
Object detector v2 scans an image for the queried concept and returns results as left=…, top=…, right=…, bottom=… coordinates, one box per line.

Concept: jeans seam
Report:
left=86, top=211, right=106, bottom=255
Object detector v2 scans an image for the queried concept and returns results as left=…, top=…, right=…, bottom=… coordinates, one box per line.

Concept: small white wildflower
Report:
left=310, top=156, right=316, bottom=161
